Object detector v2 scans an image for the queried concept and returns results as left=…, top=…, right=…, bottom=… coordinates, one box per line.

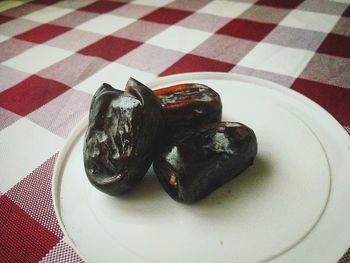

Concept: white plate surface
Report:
left=53, top=73, right=350, bottom=263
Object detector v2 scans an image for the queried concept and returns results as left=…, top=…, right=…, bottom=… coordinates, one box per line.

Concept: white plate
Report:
left=53, top=72, right=350, bottom=263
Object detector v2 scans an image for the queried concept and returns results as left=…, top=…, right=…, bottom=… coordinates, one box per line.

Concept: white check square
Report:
left=0, top=35, right=9, bottom=44
left=0, top=1, right=25, bottom=12
left=147, top=26, right=211, bottom=53
left=22, top=6, right=73, bottom=23
left=280, top=10, right=340, bottom=33
left=54, top=0, right=96, bottom=9
left=198, top=1, right=252, bottom=18
left=0, top=118, right=64, bottom=192
left=76, top=14, right=135, bottom=35
left=238, top=43, right=315, bottom=77
left=3, top=45, right=73, bottom=74
left=131, top=0, right=174, bottom=7
left=331, top=0, right=350, bottom=3
left=74, top=62, right=156, bottom=95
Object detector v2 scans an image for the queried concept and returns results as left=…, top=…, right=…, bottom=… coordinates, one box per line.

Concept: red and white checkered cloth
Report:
left=0, top=0, right=350, bottom=262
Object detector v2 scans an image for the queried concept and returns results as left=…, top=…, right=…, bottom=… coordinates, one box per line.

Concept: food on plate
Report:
left=83, top=78, right=162, bottom=195
left=153, top=122, right=257, bottom=203
left=154, top=83, right=222, bottom=135
left=83, top=77, right=258, bottom=203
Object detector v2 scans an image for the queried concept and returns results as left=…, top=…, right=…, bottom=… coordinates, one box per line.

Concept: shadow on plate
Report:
left=100, top=155, right=272, bottom=218
left=188, top=155, right=273, bottom=214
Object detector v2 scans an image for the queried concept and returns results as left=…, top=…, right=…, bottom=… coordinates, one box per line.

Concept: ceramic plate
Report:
left=53, top=73, right=350, bottom=263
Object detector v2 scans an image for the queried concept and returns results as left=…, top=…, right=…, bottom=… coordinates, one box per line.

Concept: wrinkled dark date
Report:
left=154, top=122, right=257, bottom=203
left=83, top=78, right=162, bottom=195
left=154, top=83, right=222, bottom=134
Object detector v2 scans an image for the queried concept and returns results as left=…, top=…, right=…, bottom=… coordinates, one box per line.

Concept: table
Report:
left=0, top=0, right=349, bottom=262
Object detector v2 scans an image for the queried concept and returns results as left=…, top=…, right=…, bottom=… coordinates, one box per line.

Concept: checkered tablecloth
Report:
left=1, top=0, right=350, bottom=262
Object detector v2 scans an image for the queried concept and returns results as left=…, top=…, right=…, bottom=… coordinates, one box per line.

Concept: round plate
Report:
left=53, top=73, right=350, bottom=263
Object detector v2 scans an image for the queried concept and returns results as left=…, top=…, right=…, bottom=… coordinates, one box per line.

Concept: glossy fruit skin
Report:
left=83, top=78, right=163, bottom=195
left=154, top=83, right=222, bottom=134
left=154, top=122, right=257, bottom=203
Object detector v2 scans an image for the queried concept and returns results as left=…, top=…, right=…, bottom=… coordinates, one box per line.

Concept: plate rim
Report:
left=52, top=72, right=350, bottom=262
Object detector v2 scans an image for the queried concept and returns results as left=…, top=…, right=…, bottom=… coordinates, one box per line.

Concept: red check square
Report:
left=79, top=36, right=142, bottom=61
left=0, top=195, right=59, bottom=262
left=317, top=34, right=350, bottom=59
left=256, top=0, right=303, bottom=9
left=6, top=154, right=64, bottom=237
left=160, top=54, right=234, bottom=76
left=32, top=0, right=61, bottom=5
left=79, top=1, right=125, bottom=14
left=142, top=7, right=192, bottom=25
left=0, top=15, right=13, bottom=25
left=0, top=75, right=69, bottom=116
left=292, top=78, right=350, bottom=127
left=217, top=19, right=276, bottom=42
left=342, top=5, right=350, bottom=17
left=15, top=24, right=71, bottom=44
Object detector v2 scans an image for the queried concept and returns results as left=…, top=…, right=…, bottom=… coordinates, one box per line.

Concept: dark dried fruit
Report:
left=154, top=122, right=257, bottom=203
left=154, top=83, right=222, bottom=134
left=83, top=78, right=162, bottom=195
